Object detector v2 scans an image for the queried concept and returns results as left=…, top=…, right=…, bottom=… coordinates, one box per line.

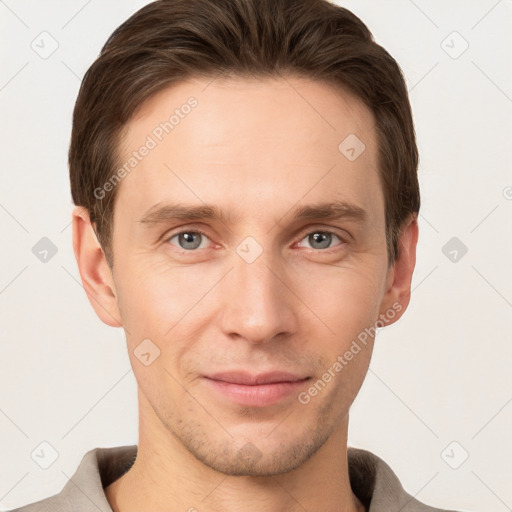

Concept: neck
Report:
left=105, top=393, right=365, bottom=512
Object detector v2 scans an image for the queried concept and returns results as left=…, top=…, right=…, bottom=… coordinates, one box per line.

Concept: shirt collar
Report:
left=52, top=445, right=441, bottom=511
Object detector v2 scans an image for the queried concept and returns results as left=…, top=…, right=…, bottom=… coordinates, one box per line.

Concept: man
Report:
left=11, top=0, right=464, bottom=510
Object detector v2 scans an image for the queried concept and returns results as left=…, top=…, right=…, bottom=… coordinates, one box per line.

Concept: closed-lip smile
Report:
left=203, top=371, right=311, bottom=407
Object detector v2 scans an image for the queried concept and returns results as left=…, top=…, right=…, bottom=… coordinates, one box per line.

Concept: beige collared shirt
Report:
left=9, top=445, right=463, bottom=511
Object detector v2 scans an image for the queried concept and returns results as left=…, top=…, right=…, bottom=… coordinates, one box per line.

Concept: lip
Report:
left=206, top=371, right=307, bottom=385
left=203, top=371, right=311, bottom=407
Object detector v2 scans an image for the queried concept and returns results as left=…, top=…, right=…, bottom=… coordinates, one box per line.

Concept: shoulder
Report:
left=348, top=446, right=469, bottom=512
left=5, top=445, right=137, bottom=512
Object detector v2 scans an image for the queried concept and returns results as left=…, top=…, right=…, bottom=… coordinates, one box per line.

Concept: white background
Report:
left=1, top=1, right=511, bottom=510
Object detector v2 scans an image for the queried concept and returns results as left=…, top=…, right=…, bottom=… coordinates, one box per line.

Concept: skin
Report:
left=72, top=75, right=418, bottom=512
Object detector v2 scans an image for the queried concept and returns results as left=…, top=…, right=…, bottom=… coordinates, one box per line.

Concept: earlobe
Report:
left=71, top=206, right=122, bottom=328
left=378, top=214, right=419, bottom=327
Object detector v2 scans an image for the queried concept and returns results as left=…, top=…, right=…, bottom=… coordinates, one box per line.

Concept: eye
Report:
left=296, top=230, right=344, bottom=251
left=167, top=230, right=211, bottom=251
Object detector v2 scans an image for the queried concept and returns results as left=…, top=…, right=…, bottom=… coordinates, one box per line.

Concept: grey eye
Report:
left=299, top=232, right=342, bottom=250
left=169, top=231, right=207, bottom=250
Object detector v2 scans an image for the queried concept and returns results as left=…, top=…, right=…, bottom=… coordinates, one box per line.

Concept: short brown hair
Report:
left=69, top=0, right=419, bottom=266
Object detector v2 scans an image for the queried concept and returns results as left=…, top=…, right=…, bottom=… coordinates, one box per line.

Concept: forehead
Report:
left=114, top=75, right=382, bottom=227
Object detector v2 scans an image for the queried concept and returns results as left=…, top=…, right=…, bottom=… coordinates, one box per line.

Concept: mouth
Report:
left=203, top=371, right=311, bottom=407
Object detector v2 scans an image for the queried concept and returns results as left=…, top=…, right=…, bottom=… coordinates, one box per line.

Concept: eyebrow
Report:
left=138, top=200, right=367, bottom=226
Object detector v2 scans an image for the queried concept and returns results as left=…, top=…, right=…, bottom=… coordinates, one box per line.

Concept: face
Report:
left=78, top=76, right=414, bottom=477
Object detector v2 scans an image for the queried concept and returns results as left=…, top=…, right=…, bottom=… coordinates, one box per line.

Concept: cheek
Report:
left=292, top=258, right=386, bottom=338
left=297, top=268, right=382, bottom=409
left=114, top=258, right=180, bottom=335
left=114, top=261, right=206, bottom=395
left=114, top=254, right=224, bottom=350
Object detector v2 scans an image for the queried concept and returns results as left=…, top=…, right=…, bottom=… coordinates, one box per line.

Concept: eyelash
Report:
left=164, top=227, right=347, bottom=253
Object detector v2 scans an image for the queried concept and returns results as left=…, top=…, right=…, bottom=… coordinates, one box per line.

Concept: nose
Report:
left=218, top=246, right=298, bottom=345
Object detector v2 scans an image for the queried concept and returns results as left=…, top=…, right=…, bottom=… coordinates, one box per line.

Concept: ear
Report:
left=378, top=214, right=419, bottom=327
left=71, top=206, right=122, bottom=327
